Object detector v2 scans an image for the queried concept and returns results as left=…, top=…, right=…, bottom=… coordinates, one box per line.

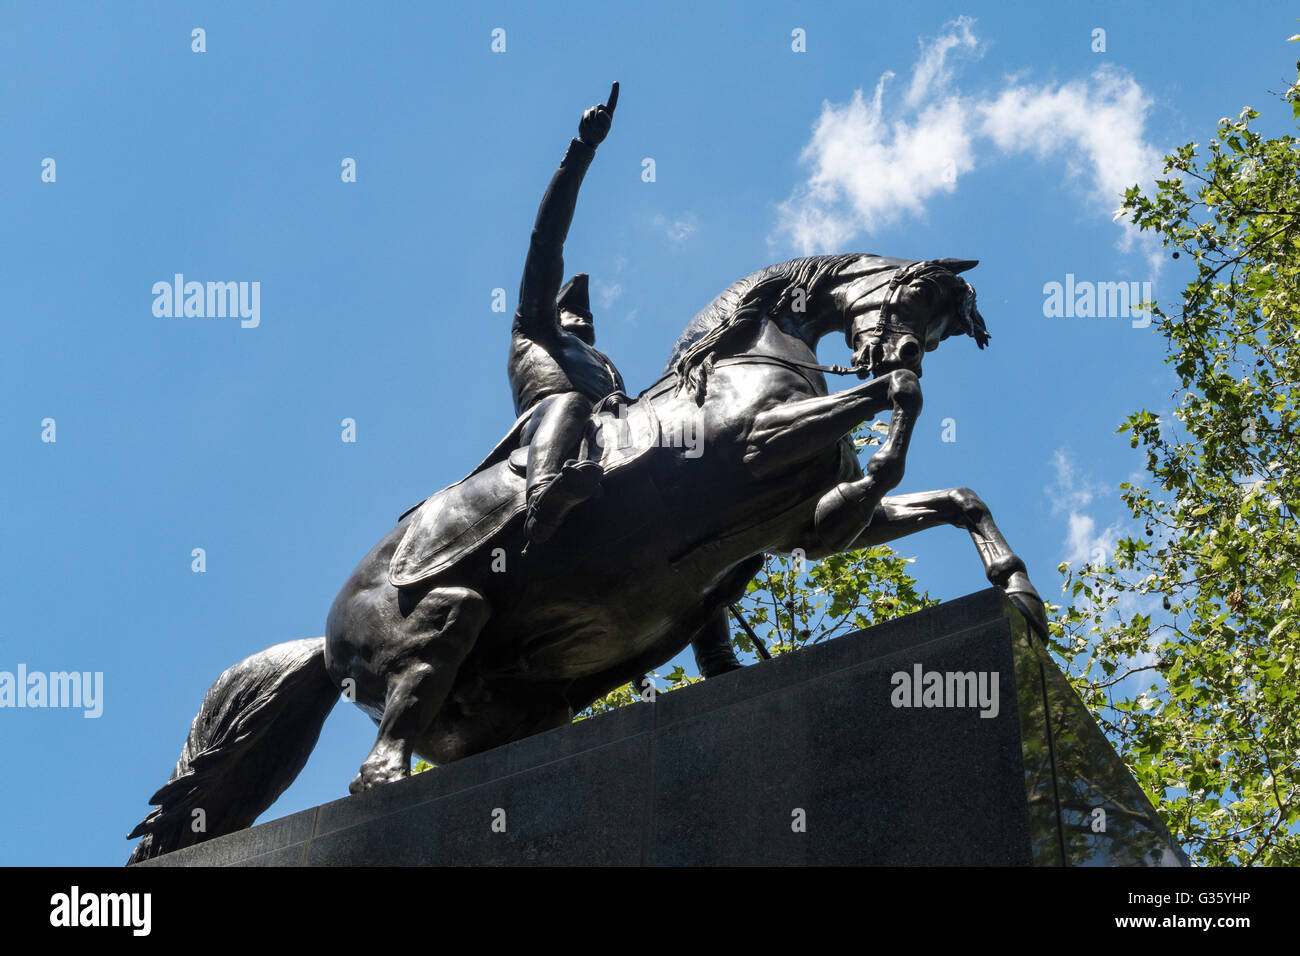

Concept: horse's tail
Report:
left=127, top=637, right=338, bottom=864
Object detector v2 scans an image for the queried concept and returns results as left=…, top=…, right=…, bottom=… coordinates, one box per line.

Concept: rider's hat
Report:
left=556, top=274, right=593, bottom=320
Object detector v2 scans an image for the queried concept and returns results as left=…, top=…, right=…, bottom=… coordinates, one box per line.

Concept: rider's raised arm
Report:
left=513, top=84, right=617, bottom=339
left=513, top=139, right=594, bottom=337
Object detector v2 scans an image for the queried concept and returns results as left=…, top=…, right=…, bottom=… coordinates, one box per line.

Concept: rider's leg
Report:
left=522, top=392, right=602, bottom=543
left=350, top=586, right=488, bottom=793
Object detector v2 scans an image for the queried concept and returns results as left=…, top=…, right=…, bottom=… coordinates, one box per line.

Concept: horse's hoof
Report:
left=699, top=657, right=743, bottom=678
left=1007, top=590, right=1049, bottom=642
left=349, top=761, right=408, bottom=794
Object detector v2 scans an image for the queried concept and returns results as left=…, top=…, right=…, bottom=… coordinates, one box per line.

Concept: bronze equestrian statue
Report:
left=128, top=85, right=1047, bottom=863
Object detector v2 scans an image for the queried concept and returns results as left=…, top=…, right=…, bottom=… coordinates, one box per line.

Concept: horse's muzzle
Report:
left=855, top=334, right=923, bottom=379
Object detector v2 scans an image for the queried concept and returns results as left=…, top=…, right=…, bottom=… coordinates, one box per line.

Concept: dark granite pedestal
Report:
left=139, top=589, right=1187, bottom=866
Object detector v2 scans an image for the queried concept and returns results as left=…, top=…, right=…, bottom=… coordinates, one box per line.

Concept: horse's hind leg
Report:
left=350, top=586, right=488, bottom=794
left=690, top=556, right=766, bottom=677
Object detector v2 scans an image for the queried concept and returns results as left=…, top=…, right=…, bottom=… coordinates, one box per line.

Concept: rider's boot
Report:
left=522, top=392, right=601, bottom=545
left=524, top=458, right=603, bottom=544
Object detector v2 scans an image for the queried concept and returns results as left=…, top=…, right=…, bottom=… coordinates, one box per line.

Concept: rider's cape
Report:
left=387, top=394, right=657, bottom=589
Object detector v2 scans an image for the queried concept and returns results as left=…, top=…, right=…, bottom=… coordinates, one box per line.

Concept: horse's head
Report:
left=663, top=254, right=990, bottom=403
left=835, top=258, right=990, bottom=378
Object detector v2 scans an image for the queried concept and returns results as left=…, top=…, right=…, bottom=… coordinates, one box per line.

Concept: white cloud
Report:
left=774, top=17, right=1164, bottom=271
left=977, top=66, right=1164, bottom=270
left=653, top=213, right=697, bottom=243
left=1048, top=453, right=1167, bottom=688
left=905, top=14, right=980, bottom=109
left=1048, top=448, right=1104, bottom=515
left=1049, top=449, right=1122, bottom=566
left=775, top=81, right=976, bottom=249
left=1064, top=511, right=1121, bottom=566
left=595, top=280, right=622, bottom=309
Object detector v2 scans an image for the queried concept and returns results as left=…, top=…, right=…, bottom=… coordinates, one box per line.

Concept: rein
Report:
left=637, top=352, right=868, bottom=407
left=711, top=353, right=862, bottom=377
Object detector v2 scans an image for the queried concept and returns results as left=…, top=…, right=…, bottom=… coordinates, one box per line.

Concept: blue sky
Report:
left=2, top=2, right=1297, bottom=865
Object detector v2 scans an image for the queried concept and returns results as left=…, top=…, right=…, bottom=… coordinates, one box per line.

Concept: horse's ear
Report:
left=937, top=258, right=979, bottom=274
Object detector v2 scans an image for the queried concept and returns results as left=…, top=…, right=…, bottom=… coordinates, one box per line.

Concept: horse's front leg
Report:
left=752, top=370, right=922, bottom=554
left=743, top=368, right=920, bottom=477
left=818, top=487, right=1049, bottom=639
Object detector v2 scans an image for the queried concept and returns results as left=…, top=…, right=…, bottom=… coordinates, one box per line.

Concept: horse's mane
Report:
left=662, top=254, right=893, bottom=402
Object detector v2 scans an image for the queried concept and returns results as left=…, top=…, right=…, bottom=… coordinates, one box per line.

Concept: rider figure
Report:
left=510, top=83, right=625, bottom=544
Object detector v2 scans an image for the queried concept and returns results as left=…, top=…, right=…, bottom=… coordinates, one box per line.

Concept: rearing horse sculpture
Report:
left=128, top=252, right=1046, bottom=863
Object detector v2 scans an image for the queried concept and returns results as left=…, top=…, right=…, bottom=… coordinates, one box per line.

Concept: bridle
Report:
left=844, top=259, right=935, bottom=353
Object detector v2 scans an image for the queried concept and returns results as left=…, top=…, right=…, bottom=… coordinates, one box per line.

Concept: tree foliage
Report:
left=1050, top=47, right=1300, bottom=865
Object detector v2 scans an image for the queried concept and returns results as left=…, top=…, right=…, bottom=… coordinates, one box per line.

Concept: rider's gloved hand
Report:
left=578, top=82, right=618, bottom=148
